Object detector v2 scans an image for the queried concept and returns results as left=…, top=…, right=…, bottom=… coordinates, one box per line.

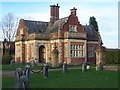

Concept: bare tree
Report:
left=1, top=12, right=18, bottom=41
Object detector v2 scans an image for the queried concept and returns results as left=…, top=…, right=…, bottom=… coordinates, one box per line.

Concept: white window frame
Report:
left=70, top=44, right=84, bottom=58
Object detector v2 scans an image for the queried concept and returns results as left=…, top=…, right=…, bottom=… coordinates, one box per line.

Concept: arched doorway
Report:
left=39, top=45, right=45, bottom=63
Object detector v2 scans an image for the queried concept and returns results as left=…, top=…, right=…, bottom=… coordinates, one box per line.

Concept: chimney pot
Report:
left=49, top=4, right=60, bottom=26
left=70, top=7, right=77, bottom=16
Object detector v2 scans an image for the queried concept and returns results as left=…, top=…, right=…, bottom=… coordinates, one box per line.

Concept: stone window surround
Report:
left=70, top=44, right=84, bottom=58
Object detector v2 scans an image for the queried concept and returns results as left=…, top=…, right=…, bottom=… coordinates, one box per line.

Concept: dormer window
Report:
left=69, top=25, right=77, bottom=32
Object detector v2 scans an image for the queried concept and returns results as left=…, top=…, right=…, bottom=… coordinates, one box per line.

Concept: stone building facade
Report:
left=15, top=4, right=102, bottom=66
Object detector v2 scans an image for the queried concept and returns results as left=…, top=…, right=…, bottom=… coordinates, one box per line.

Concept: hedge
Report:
left=105, top=49, right=120, bottom=64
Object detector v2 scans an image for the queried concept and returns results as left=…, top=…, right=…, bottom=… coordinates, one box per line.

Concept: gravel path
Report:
left=2, top=67, right=81, bottom=77
left=2, top=70, right=15, bottom=77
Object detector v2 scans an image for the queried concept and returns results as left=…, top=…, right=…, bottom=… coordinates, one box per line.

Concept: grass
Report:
left=0, top=77, right=2, bottom=90
left=105, top=64, right=120, bottom=66
left=2, top=68, right=118, bottom=88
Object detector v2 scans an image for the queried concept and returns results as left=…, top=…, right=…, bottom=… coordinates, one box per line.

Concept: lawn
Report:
left=2, top=68, right=118, bottom=88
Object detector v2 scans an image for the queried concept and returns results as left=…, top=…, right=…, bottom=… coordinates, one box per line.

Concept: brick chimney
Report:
left=49, top=4, right=60, bottom=26
left=70, top=7, right=77, bottom=16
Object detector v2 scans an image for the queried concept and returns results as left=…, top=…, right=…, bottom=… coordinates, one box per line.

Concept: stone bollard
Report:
left=31, top=60, right=35, bottom=67
left=24, top=65, right=30, bottom=79
left=19, top=75, right=28, bottom=89
left=63, top=62, right=67, bottom=74
left=35, top=60, right=39, bottom=66
left=10, top=60, right=14, bottom=67
left=23, top=65, right=30, bottom=89
left=15, top=68, right=23, bottom=89
left=15, top=65, right=30, bottom=90
left=82, top=61, right=87, bottom=72
left=42, top=63, right=48, bottom=78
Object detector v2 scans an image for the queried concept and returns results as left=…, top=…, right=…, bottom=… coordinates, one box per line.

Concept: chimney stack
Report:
left=70, top=7, right=77, bottom=16
left=49, top=4, right=60, bottom=26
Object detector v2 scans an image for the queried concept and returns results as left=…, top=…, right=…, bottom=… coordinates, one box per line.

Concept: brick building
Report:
left=15, top=4, right=102, bottom=66
left=2, top=39, right=15, bottom=56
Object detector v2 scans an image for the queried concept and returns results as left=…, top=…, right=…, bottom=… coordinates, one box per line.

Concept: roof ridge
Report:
left=24, top=19, right=48, bottom=23
left=60, top=16, right=68, bottom=20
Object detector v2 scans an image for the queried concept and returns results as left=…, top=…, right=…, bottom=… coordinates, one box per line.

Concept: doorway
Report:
left=39, top=45, right=45, bottom=63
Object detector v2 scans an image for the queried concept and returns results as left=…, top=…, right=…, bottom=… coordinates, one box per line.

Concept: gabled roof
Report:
left=24, top=20, right=48, bottom=34
left=46, top=17, right=68, bottom=33
left=16, top=18, right=100, bottom=41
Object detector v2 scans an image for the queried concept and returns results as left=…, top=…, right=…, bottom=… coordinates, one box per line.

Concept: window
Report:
left=70, top=45, right=73, bottom=57
left=81, top=45, right=84, bottom=57
left=76, top=45, right=78, bottom=57
left=70, top=44, right=84, bottom=58
left=69, top=25, right=77, bottom=32
left=88, top=46, right=95, bottom=58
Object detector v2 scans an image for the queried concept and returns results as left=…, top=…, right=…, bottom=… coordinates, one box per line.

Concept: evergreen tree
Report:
left=89, top=16, right=99, bottom=32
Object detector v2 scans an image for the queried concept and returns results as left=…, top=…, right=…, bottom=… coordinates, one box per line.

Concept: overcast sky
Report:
left=0, top=0, right=119, bottom=48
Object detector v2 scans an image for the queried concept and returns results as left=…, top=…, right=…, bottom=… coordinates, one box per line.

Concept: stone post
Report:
left=31, top=59, right=35, bottom=67
left=10, top=59, right=14, bottom=67
left=15, top=65, right=30, bottom=90
left=52, top=42, right=59, bottom=67
left=15, top=68, right=23, bottom=89
left=63, top=62, right=67, bottom=74
left=24, top=65, right=30, bottom=79
left=19, top=75, right=28, bottom=89
left=42, top=63, right=48, bottom=78
left=82, top=61, right=87, bottom=72
left=23, top=65, right=30, bottom=89
left=96, top=62, right=103, bottom=71
left=95, top=46, right=106, bottom=71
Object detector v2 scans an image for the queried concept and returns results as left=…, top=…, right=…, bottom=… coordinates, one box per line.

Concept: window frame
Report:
left=70, top=44, right=84, bottom=58
left=88, top=46, right=95, bottom=58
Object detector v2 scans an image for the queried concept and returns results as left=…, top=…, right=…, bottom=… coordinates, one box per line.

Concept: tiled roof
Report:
left=46, top=17, right=68, bottom=33
left=83, top=25, right=96, bottom=35
left=24, top=20, right=48, bottom=34
left=21, top=19, right=99, bottom=41
left=83, top=25, right=98, bottom=41
left=28, top=33, right=50, bottom=40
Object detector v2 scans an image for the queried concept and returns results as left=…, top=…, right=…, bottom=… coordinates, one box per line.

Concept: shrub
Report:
left=105, top=49, right=120, bottom=64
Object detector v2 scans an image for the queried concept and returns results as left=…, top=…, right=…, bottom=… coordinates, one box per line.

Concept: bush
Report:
left=2, top=55, right=13, bottom=64
left=105, top=49, right=120, bottom=64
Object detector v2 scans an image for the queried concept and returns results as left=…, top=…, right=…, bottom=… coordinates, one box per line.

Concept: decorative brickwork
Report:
left=15, top=4, right=102, bottom=66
